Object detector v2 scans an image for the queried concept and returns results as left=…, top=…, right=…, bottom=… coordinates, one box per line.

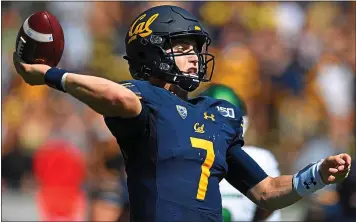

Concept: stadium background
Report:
left=2, top=1, right=355, bottom=221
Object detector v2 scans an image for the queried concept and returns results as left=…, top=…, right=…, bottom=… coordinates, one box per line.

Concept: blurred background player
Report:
left=32, top=140, right=86, bottom=221
left=200, top=84, right=281, bottom=221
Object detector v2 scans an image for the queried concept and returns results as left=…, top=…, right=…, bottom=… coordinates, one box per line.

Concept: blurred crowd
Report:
left=2, top=1, right=355, bottom=221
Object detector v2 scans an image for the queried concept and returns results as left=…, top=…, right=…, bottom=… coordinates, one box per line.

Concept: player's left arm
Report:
left=226, top=145, right=352, bottom=211
left=251, top=150, right=280, bottom=221
left=257, top=153, right=351, bottom=211
left=225, top=112, right=352, bottom=211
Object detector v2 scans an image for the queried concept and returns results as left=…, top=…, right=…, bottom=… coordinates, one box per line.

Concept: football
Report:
left=15, top=11, right=65, bottom=67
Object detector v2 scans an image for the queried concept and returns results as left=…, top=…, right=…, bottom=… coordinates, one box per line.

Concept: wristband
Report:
left=293, top=160, right=326, bottom=197
left=61, top=73, right=68, bottom=91
left=45, top=67, right=68, bottom=92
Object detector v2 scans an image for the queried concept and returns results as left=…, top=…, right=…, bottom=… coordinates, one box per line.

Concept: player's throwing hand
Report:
left=13, top=52, right=50, bottom=86
left=319, top=153, right=352, bottom=184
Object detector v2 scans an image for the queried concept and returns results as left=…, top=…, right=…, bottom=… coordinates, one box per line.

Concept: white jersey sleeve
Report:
left=220, top=146, right=281, bottom=221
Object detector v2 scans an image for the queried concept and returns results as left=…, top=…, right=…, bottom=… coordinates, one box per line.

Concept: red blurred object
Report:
left=15, top=11, right=64, bottom=66
left=33, top=140, right=85, bottom=187
left=33, top=140, right=86, bottom=221
left=36, top=188, right=85, bottom=221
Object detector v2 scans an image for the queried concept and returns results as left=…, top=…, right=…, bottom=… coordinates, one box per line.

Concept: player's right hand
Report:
left=13, top=52, right=51, bottom=86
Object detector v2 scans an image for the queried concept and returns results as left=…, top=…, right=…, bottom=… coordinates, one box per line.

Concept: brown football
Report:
left=15, top=11, right=65, bottom=67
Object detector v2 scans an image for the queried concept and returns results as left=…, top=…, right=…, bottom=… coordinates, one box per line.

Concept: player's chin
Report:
left=177, top=77, right=200, bottom=92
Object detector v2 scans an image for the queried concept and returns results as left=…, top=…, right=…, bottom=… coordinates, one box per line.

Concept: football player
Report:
left=200, top=84, right=281, bottom=221
left=13, top=5, right=352, bottom=222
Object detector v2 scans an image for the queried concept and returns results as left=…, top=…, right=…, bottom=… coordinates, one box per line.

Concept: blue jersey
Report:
left=104, top=80, right=267, bottom=222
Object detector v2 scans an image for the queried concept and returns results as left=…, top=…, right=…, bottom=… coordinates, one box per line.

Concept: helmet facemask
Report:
left=124, top=31, right=215, bottom=92
left=161, top=33, right=215, bottom=91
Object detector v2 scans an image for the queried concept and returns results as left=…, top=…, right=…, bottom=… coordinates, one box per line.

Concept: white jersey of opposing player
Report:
left=220, top=146, right=281, bottom=221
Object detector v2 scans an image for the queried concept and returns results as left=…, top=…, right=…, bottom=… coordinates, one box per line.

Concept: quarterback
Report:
left=13, top=5, right=352, bottom=222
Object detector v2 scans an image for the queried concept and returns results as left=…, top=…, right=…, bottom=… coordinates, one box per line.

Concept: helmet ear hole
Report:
left=138, top=51, right=146, bottom=60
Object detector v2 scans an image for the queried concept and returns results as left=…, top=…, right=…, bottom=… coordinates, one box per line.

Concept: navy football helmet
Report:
left=123, top=5, right=215, bottom=92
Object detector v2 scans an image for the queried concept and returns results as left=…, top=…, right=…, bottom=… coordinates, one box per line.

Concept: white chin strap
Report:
left=182, top=72, right=199, bottom=79
left=242, top=116, right=249, bottom=137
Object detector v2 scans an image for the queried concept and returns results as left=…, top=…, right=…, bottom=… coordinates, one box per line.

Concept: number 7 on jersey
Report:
left=190, top=137, right=215, bottom=201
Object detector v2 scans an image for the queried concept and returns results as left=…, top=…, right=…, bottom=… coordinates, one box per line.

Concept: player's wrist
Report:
left=45, top=67, right=68, bottom=92
left=317, top=159, right=328, bottom=184
left=292, top=159, right=326, bottom=197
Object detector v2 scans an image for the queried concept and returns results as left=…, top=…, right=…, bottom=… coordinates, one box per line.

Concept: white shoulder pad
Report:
left=242, top=146, right=280, bottom=177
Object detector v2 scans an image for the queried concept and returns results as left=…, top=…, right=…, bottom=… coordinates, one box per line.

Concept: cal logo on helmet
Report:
left=128, top=13, right=159, bottom=44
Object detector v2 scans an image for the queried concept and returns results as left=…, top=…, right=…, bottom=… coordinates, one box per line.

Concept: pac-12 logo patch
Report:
left=176, top=105, right=187, bottom=119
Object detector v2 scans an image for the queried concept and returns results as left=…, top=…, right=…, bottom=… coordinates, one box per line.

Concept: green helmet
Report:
left=200, top=84, right=247, bottom=116
left=200, top=84, right=249, bottom=135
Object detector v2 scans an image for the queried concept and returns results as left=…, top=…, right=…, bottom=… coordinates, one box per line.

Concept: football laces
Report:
left=16, top=36, right=26, bottom=57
